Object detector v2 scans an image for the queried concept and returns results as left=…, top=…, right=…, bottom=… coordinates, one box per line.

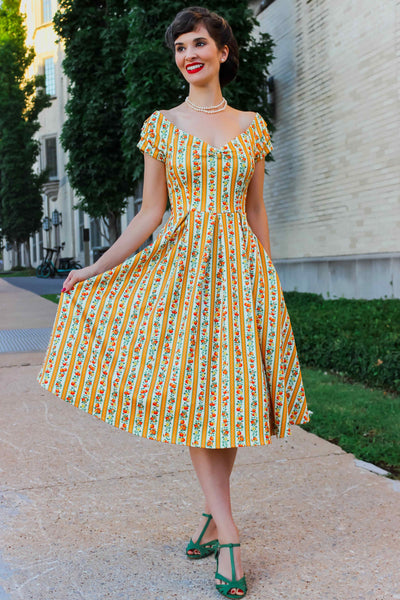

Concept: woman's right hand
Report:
left=61, top=265, right=98, bottom=293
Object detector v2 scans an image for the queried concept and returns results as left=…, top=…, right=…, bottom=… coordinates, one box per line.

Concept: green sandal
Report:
left=186, top=513, right=218, bottom=559
left=215, top=543, right=247, bottom=599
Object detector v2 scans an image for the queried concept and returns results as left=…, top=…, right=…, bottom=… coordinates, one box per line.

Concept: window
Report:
left=42, top=0, right=52, bottom=23
left=45, top=137, right=57, bottom=178
left=44, top=57, right=56, bottom=96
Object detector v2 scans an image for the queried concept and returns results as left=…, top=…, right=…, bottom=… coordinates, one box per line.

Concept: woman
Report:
left=38, top=6, right=310, bottom=598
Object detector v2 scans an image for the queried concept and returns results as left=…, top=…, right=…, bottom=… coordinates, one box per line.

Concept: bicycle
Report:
left=36, top=243, right=82, bottom=278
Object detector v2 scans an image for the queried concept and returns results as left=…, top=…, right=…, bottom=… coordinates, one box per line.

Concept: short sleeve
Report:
left=253, top=114, right=273, bottom=162
left=137, top=111, right=167, bottom=163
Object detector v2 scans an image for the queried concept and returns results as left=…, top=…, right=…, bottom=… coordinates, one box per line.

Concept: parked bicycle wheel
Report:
left=40, top=263, right=53, bottom=279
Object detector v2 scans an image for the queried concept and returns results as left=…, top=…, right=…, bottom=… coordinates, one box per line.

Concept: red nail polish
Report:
left=61, top=288, right=66, bottom=292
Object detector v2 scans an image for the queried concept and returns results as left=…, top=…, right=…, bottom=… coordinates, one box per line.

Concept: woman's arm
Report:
left=245, top=159, right=272, bottom=257
left=62, top=154, right=168, bottom=292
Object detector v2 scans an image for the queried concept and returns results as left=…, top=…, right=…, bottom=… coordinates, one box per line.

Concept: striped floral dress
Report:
left=38, top=110, right=310, bottom=448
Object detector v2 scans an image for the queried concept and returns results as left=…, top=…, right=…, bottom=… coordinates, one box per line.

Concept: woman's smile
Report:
left=186, top=62, right=204, bottom=74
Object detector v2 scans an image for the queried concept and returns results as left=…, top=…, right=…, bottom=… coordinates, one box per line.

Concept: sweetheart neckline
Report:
left=155, top=110, right=260, bottom=151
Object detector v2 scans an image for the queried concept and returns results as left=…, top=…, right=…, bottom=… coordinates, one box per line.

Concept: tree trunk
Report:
left=107, top=212, right=121, bottom=245
left=24, top=240, right=32, bottom=268
left=11, top=244, right=18, bottom=269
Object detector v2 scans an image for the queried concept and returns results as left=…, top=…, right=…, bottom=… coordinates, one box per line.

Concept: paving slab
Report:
left=0, top=279, right=57, bottom=331
left=0, top=279, right=57, bottom=366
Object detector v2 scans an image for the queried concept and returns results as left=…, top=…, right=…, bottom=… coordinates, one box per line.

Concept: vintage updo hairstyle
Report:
left=165, top=6, right=239, bottom=87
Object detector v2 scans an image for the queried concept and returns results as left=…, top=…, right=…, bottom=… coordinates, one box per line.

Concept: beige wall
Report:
left=255, top=0, right=400, bottom=297
left=258, top=0, right=399, bottom=259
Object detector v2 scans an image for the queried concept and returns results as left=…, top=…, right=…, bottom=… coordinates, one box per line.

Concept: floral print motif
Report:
left=37, top=110, right=310, bottom=448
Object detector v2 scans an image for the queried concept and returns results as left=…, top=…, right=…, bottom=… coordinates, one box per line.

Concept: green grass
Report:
left=0, top=268, right=36, bottom=277
left=41, top=293, right=60, bottom=304
left=301, top=367, right=400, bottom=478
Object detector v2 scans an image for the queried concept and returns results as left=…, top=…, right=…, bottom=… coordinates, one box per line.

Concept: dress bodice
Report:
left=137, top=110, right=273, bottom=220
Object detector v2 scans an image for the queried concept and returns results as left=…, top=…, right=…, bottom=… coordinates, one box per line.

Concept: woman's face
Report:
left=174, top=24, right=229, bottom=86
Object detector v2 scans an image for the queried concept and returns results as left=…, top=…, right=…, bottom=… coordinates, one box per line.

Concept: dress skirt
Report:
left=38, top=110, right=310, bottom=448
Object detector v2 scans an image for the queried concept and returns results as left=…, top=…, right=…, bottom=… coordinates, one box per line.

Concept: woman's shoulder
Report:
left=155, top=105, right=185, bottom=122
left=157, top=107, right=176, bottom=118
left=227, top=107, right=260, bottom=130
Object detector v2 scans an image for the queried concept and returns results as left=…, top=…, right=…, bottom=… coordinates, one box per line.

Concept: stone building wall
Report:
left=255, top=0, right=400, bottom=298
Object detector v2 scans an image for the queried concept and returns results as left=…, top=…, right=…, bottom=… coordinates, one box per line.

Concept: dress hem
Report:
left=37, top=376, right=308, bottom=450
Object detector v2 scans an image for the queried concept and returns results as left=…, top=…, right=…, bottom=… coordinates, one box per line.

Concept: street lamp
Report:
left=52, top=209, right=62, bottom=227
left=43, top=216, right=51, bottom=231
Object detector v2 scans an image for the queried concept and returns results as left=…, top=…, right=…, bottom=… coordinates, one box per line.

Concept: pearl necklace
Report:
left=185, top=96, right=227, bottom=113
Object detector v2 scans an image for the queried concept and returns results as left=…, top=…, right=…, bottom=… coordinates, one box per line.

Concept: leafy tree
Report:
left=123, top=0, right=275, bottom=188
left=53, top=0, right=132, bottom=244
left=53, top=0, right=274, bottom=240
left=0, top=0, right=51, bottom=265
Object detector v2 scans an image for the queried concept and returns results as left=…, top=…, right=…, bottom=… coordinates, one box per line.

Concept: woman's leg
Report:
left=189, top=447, right=244, bottom=595
left=188, top=447, right=237, bottom=552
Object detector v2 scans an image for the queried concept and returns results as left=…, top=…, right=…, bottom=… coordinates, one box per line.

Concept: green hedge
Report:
left=284, top=292, right=400, bottom=393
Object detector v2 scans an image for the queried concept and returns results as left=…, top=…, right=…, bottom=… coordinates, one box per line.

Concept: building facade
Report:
left=3, top=0, right=153, bottom=272
left=253, top=0, right=400, bottom=298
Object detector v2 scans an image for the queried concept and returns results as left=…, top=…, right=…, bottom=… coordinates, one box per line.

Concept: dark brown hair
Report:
left=165, top=6, right=239, bottom=87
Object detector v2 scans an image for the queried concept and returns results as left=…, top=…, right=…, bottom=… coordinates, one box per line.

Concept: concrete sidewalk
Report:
left=0, top=278, right=58, bottom=362
left=1, top=279, right=399, bottom=600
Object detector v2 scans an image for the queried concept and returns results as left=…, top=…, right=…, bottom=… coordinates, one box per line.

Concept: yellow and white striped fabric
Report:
left=38, top=110, right=310, bottom=448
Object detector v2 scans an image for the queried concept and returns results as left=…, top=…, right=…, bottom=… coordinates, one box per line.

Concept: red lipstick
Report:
left=186, top=62, right=204, bottom=74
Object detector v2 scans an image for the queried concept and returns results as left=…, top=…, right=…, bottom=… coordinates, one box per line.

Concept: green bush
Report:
left=284, top=292, right=400, bottom=393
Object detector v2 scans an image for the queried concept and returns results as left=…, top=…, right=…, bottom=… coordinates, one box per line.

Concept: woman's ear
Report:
left=220, top=45, right=229, bottom=63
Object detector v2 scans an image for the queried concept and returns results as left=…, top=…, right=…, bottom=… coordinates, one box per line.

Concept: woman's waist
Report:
left=169, top=201, right=246, bottom=216
left=169, top=208, right=247, bottom=221
left=188, top=208, right=246, bottom=215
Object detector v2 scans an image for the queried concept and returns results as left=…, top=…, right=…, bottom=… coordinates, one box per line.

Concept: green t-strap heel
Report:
left=186, top=513, right=219, bottom=559
left=215, top=542, right=247, bottom=598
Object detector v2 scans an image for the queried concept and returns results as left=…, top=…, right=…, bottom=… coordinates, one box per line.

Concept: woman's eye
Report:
left=196, top=41, right=205, bottom=47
